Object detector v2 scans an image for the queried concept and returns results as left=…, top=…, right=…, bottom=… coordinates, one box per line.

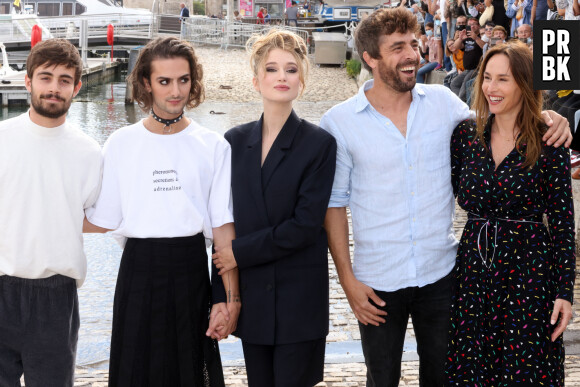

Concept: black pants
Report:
left=0, top=275, right=79, bottom=387
left=242, top=338, right=326, bottom=387
left=359, top=271, right=454, bottom=387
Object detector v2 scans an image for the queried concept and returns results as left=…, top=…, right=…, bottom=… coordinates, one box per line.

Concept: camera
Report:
left=456, top=24, right=466, bottom=31
left=490, top=37, right=500, bottom=46
left=466, top=25, right=471, bottom=32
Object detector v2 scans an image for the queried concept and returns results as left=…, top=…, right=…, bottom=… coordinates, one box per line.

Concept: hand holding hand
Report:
left=551, top=298, right=572, bottom=342
left=342, top=276, right=387, bottom=326
left=212, top=245, right=238, bottom=275
left=206, top=303, right=230, bottom=340
left=223, top=301, right=241, bottom=336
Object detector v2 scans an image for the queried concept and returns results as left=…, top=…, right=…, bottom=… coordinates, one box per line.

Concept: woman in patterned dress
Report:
left=445, top=41, right=575, bottom=385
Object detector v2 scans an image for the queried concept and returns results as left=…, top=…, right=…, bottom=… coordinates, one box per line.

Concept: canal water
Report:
left=1, top=79, right=340, bottom=369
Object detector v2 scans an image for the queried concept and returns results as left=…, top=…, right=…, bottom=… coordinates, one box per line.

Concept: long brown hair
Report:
left=471, top=41, right=544, bottom=168
left=128, top=37, right=204, bottom=112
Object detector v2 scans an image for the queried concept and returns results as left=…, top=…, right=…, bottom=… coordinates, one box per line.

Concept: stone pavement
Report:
left=65, top=199, right=580, bottom=386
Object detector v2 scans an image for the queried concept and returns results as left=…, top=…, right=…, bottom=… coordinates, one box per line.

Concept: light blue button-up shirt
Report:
left=320, top=80, right=471, bottom=292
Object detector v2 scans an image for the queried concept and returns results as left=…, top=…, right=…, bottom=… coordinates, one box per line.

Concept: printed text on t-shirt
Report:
left=152, top=169, right=182, bottom=192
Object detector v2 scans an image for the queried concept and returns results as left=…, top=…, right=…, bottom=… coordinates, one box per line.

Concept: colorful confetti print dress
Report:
left=445, top=119, right=576, bottom=386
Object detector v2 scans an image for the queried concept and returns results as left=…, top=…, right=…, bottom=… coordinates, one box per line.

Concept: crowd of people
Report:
left=405, top=0, right=579, bottom=181
left=0, top=6, right=577, bottom=387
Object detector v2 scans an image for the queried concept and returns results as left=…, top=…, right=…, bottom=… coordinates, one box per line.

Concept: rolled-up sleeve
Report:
left=320, top=113, right=352, bottom=208
left=208, top=141, right=234, bottom=228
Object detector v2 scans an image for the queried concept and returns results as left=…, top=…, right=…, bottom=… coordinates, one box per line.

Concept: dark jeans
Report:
left=359, top=271, right=453, bottom=387
left=0, top=275, right=79, bottom=387
left=450, top=69, right=475, bottom=102
left=442, top=22, right=452, bottom=72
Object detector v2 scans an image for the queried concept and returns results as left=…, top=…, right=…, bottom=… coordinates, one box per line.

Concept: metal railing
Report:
left=0, top=13, right=314, bottom=50
left=0, top=13, right=155, bottom=43
left=182, top=18, right=310, bottom=50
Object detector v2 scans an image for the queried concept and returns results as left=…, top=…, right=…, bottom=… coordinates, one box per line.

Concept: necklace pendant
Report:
left=163, top=125, right=172, bottom=134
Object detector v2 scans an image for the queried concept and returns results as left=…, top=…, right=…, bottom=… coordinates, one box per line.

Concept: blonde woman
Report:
left=212, top=30, right=337, bottom=386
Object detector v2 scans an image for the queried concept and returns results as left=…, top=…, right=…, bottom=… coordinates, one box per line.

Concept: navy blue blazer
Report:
left=224, top=110, right=337, bottom=345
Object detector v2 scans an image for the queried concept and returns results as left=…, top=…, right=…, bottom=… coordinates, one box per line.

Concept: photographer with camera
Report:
left=450, top=16, right=483, bottom=101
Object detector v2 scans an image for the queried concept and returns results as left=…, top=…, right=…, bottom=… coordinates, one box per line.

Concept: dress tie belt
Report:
left=467, top=213, right=543, bottom=270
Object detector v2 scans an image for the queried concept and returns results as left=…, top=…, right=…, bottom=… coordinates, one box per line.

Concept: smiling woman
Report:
left=445, top=40, right=575, bottom=386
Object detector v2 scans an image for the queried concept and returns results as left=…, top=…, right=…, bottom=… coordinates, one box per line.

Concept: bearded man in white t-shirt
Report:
left=0, top=39, right=102, bottom=386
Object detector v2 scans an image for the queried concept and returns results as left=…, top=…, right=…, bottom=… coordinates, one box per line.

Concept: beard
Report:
left=31, top=92, right=72, bottom=119
left=377, top=59, right=419, bottom=93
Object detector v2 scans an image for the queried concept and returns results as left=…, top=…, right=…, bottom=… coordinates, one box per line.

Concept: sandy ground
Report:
left=194, top=45, right=360, bottom=104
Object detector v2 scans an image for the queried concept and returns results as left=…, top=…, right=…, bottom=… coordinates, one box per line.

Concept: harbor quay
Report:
left=10, top=45, right=580, bottom=386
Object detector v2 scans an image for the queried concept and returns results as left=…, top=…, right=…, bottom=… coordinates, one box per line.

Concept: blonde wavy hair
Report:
left=247, top=29, right=309, bottom=96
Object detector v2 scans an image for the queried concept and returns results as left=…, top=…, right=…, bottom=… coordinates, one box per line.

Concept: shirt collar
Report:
left=354, top=79, right=426, bottom=114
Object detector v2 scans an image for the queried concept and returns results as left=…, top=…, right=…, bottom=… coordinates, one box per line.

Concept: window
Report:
left=38, top=3, right=60, bottom=16
left=75, top=2, right=86, bottom=14
left=63, top=2, right=73, bottom=15
left=0, top=3, right=10, bottom=14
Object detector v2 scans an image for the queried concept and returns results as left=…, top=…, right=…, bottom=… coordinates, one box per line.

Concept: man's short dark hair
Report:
left=26, top=39, right=82, bottom=85
left=355, top=8, right=418, bottom=72
left=292, top=1, right=297, bottom=5
left=484, top=21, right=495, bottom=28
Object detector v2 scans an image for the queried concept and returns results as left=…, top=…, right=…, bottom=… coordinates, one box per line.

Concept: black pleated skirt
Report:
left=108, top=234, right=225, bottom=387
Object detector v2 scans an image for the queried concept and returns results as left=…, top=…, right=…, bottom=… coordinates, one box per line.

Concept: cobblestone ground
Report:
left=63, top=203, right=580, bottom=386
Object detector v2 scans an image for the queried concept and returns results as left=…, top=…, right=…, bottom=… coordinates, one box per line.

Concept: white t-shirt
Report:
left=86, top=119, right=233, bottom=247
left=0, top=112, right=103, bottom=287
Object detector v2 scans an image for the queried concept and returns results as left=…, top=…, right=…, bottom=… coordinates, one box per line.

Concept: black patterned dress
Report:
left=445, top=119, right=576, bottom=386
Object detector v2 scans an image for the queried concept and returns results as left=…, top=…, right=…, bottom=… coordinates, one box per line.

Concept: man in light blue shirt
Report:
left=321, top=7, right=570, bottom=386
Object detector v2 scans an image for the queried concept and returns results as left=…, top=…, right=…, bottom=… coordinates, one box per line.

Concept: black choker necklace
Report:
left=151, top=110, right=184, bottom=134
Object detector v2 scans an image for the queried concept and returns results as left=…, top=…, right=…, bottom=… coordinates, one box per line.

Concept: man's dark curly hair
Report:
left=355, top=8, right=419, bottom=72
